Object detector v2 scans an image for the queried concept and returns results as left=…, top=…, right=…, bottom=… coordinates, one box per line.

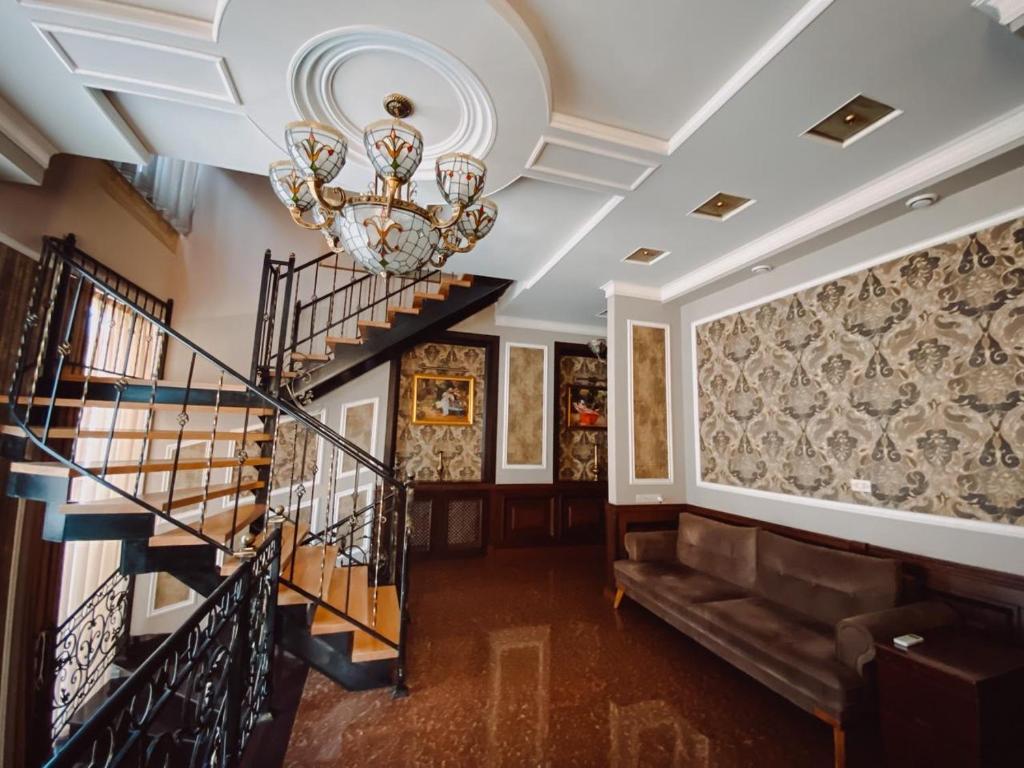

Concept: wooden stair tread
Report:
left=440, top=278, right=472, bottom=289
left=310, top=566, right=368, bottom=636
left=60, top=372, right=249, bottom=392
left=412, top=291, right=445, bottom=305
left=357, top=319, right=391, bottom=330
left=58, top=479, right=263, bottom=514
left=386, top=305, right=420, bottom=318
left=290, top=351, right=330, bottom=363
left=326, top=336, right=362, bottom=347
left=149, top=503, right=266, bottom=547
left=221, top=521, right=307, bottom=576
left=11, top=456, right=270, bottom=478
left=278, top=545, right=338, bottom=606
left=0, top=425, right=270, bottom=441
left=352, top=585, right=401, bottom=662
left=1, top=395, right=273, bottom=415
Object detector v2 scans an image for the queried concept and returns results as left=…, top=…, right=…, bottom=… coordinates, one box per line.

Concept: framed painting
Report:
left=412, top=373, right=475, bottom=426
left=566, top=383, right=607, bottom=430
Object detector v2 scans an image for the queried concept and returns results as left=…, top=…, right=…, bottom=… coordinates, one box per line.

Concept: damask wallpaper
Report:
left=505, top=344, right=545, bottom=467
left=696, top=217, right=1024, bottom=526
left=341, top=401, right=376, bottom=474
left=558, top=354, right=606, bottom=481
left=631, top=323, right=671, bottom=480
left=396, top=342, right=486, bottom=482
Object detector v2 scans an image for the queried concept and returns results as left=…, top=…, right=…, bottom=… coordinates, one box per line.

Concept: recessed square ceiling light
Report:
left=623, top=247, right=669, bottom=265
left=689, top=192, right=755, bottom=221
left=804, top=94, right=901, bottom=147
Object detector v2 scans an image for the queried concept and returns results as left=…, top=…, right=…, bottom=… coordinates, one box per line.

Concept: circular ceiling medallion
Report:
left=289, top=27, right=496, bottom=183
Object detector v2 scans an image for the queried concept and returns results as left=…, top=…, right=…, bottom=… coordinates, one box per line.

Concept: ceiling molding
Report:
left=601, top=281, right=661, bottom=301
left=87, top=87, right=151, bottom=164
left=661, top=103, right=1024, bottom=302
left=972, top=0, right=1024, bottom=33
left=513, top=193, right=624, bottom=297
left=666, top=0, right=834, bottom=153
left=493, top=313, right=606, bottom=338
left=524, top=136, right=658, bottom=192
left=35, top=23, right=241, bottom=107
left=0, top=93, right=57, bottom=170
left=19, top=0, right=232, bottom=41
left=548, top=112, right=667, bottom=156
left=288, top=26, right=495, bottom=182
left=485, top=0, right=552, bottom=118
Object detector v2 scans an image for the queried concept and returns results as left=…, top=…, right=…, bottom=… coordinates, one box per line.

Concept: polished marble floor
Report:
left=285, top=546, right=880, bottom=767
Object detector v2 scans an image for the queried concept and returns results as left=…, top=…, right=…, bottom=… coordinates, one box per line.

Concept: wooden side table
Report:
left=874, top=628, right=1024, bottom=768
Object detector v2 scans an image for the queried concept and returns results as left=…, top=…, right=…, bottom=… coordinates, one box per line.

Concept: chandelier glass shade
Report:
left=270, top=104, right=497, bottom=275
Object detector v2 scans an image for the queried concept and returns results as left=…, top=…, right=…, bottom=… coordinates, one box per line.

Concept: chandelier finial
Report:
left=383, top=93, right=413, bottom=119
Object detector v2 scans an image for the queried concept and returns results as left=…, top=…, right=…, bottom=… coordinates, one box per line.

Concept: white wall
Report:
left=673, top=165, right=1024, bottom=575
left=452, top=305, right=605, bottom=484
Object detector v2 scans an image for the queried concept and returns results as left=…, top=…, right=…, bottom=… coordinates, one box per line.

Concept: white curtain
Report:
left=114, top=156, right=201, bottom=235
left=58, top=294, right=157, bottom=622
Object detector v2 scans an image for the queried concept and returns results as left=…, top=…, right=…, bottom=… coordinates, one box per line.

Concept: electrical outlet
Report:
left=850, top=478, right=872, bottom=493
left=636, top=494, right=664, bottom=504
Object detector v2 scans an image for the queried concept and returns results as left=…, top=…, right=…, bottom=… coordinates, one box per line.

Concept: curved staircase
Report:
left=4, top=236, right=414, bottom=766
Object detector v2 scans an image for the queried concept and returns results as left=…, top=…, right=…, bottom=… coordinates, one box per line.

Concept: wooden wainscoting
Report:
left=409, top=482, right=607, bottom=557
left=604, top=502, right=1024, bottom=643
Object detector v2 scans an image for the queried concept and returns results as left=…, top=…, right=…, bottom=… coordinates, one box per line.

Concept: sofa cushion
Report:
left=688, top=597, right=863, bottom=711
left=614, top=560, right=750, bottom=607
left=756, top=531, right=900, bottom=627
left=676, top=513, right=757, bottom=589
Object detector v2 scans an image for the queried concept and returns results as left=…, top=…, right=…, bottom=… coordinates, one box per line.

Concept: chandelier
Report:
left=269, top=93, right=497, bottom=274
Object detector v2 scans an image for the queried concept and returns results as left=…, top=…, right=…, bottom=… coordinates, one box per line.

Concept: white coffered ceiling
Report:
left=2, top=0, right=1024, bottom=330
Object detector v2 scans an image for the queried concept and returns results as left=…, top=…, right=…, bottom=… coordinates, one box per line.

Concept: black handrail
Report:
left=24, top=237, right=395, bottom=482
left=46, top=528, right=281, bottom=768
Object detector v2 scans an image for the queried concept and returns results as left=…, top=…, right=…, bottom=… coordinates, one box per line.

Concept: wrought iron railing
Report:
left=9, top=235, right=415, bottom=754
left=45, top=528, right=281, bottom=768
left=252, top=249, right=448, bottom=385
left=45, top=569, right=133, bottom=746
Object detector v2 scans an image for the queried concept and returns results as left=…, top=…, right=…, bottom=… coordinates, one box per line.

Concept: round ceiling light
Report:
left=751, top=264, right=773, bottom=275
left=905, top=192, right=939, bottom=210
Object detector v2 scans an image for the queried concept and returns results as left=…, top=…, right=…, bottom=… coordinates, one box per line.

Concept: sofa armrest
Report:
left=835, top=601, right=959, bottom=675
left=623, top=530, right=677, bottom=562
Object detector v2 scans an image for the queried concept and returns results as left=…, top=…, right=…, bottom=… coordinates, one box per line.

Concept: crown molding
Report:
left=661, top=102, right=1024, bottom=302
left=0, top=94, right=57, bottom=172
left=972, top=0, right=1024, bottom=32
left=493, top=313, right=606, bottom=338
left=19, top=0, right=232, bottom=41
left=548, top=112, right=667, bottom=156
left=601, top=281, right=662, bottom=301
left=512, top=193, right=624, bottom=297
left=665, top=0, right=833, bottom=153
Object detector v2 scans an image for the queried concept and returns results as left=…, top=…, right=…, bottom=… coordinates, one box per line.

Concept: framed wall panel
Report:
left=339, top=397, right=378, bottom=476
left=627, top=320, right=673, bottom=483
left=502, top=342, right=548, bottom=470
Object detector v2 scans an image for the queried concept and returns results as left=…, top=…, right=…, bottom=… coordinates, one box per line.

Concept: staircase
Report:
left=4, top=236, right=415, bottom=766
left=252, top=250, right=511, bottom=400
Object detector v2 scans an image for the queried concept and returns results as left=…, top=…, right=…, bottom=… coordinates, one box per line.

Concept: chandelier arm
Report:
left=430, top=201, right=465, bottom=230
left=289, top=207, right=326, bottom=231
left=307, top=178, right=348, bottom=212
left=439, top=230, right=477, bottom=255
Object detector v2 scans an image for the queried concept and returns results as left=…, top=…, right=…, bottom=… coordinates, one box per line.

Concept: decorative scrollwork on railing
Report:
left=48, top=569, right=132, bottom=745
left=46, top=529, right=281, bottom=768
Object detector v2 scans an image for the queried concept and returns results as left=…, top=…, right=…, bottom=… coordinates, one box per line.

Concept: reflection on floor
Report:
left=285, top=545, right=880, bottom=766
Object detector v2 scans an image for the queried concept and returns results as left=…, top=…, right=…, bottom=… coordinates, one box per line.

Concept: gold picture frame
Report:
left=411, top=373, right=475, bottom=426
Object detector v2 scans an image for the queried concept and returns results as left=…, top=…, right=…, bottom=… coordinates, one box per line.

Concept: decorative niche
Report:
left=393, top=333, right=498, bottom=483
left=556, top=342, right=608, bottom=482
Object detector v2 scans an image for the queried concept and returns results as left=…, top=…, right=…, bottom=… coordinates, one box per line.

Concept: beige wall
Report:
left=0, top=154, right=181, bottom=297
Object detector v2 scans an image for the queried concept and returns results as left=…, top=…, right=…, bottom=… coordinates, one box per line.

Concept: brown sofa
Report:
left=613, top=513, right=958, bottom=768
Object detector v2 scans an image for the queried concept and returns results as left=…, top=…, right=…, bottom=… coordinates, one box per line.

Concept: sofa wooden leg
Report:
left=613, top=587, right=625, bottom=609
left=813, top=709, right=845, bottom=768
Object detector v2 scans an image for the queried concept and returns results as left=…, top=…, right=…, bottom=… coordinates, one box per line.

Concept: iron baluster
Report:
left=164, top=351, right=197, bottom=512
left=199, top=370, right=225, bottom=534
left=41, top=272, right=84, bottom=444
